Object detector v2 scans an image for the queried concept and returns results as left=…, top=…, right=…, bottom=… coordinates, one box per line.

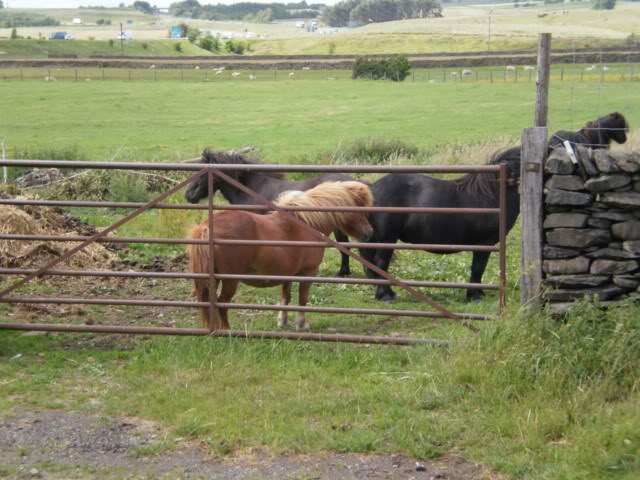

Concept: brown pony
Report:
left=187, top=181, right=374, bottom=330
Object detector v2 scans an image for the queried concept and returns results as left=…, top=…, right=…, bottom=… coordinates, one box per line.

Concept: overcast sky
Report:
left=6, top=0, right=333, bottom=7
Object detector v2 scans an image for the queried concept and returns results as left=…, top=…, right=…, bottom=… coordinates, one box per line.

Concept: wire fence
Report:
left=0, top=64, right=638, bottom=84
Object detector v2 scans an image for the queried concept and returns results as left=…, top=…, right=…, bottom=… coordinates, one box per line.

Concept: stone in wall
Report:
left=543, top=213, right=589, bottom=229
left=545, top=190, right=592, bottom=207
left=586, top=248, right=638, bottom=260
left=590, top=259, right=639, bottom=275
left=544, top=285, right=625, bottom=302
left=593, top=149, right=620, bottom=173
left=545, top=175, right=585, bottom=191
left=546, top=228, right=611, bottom=248
left=543, top=246, right=580, bottom=259
left=545, top=148, right=575, bottom=174
left=600, top=192, right=640, bottom=209
left=584, top=174, right=630, bottom=192
left=611, top=221, right=640, bottom=240
left=543, top=257, right=590, bottom=275
left=545, top=275, right=609, bottom=288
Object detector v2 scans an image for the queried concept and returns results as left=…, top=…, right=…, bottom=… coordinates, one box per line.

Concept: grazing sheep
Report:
left=231, top=71, right=241, bottom=77
left=462, top=69, right=473, bottom=76
left=249, top=74, right=256, bottom=80
left=506, top=65, right=516, bottom=71
left=523, top=65, right=535, bottom=71
left=288, top=72, right=295, bottom=79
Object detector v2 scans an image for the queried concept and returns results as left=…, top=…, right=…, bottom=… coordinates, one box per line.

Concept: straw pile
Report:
left=0, top=204, right=116, bottom=269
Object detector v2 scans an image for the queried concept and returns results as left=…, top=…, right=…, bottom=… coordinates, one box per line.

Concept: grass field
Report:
left=1, top=4, right=639, bottom=54
left=0, top=74, right=637, bottom=162
left=0, top=66, right=639, bottom=478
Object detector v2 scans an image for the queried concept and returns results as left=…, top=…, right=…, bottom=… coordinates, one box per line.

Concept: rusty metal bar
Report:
left=0, top=169, right=207, bottom=300
left=216, top=302, right=491, bottom=320
left=1, top=296, right=490, bottom=320
left=0, top=323, right=447, bottom=346
left=0, top=268, right=499, bottom=290
left=0, top=234, right=500, bottom=252
left=0, top=198, right=500, bottom=215
left=207, top=170, right=216, bottom=330
left=2, top=296, right=207, bottom=307
left=0, top=159, right=502, bottom=174
left=499, top=162, right=508, bottom=313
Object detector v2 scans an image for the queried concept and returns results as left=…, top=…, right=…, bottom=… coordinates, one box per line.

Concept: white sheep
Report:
left=288, top=72, right=295, bottom=79
left=462, top=69, right=473, bottom=76
left=231, top=71, right=241, bottom=77
left=249, top=74, right=256, bottom=80
left=506, top=65, right=516, bottom=71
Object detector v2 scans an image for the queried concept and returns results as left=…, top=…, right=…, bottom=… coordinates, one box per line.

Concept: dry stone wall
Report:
left=543, top=146, right=640, bottom=308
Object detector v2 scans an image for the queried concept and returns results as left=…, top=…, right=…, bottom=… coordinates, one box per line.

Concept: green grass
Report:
left=0, top=39, right=212, bottom=58
left=0, top=72, right=638, bottom=163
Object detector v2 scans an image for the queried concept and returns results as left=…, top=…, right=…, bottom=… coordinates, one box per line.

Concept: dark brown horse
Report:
left=188, top=181, right=374, bottom=330
left=549, top=112, right=629, bottom=150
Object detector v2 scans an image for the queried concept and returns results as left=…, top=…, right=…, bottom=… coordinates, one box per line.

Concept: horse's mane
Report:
left=454, top=147, right=521, bottom=198
left=201, top=149, right=286, bottom=179
left=275, top=181, right=373, bottom=233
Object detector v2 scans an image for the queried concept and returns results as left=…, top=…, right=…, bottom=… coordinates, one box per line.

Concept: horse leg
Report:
left=334, top=230, right=351, bottom=277
left=372, top=249, right=396, bottom=302
left=194, top=279, right=220, bottom=330
left=296, top=281, right=311, bottom=330
left=467, top=251, right=491, bottom=302
left=277, top=282, right=292, bottom=328
left=216, top=279, right=239, bottom=330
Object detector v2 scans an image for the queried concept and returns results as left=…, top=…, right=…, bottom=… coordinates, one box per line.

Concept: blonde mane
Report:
left=275, top=181, right=373, bottom=234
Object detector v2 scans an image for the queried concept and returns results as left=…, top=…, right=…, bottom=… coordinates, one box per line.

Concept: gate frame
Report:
left=0, top=159, right=509, bottom=345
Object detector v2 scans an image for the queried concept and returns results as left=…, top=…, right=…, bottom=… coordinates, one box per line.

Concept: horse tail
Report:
left=187, top=222, right=219, bottom=329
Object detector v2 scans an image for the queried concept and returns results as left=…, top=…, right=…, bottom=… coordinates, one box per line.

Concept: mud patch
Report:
left=0, top=410, right=498, bottom=479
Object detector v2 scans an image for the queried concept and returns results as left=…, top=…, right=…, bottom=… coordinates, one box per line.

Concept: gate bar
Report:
left=0, top=323, right=446, bottom=346
left=0, top=234, right=499, bottom=252
left=1, top=296, right=490, bottom=320
left=0, top=159, right=502, bottom=174
left=0, top=268, right=499, bottom=290
left=0, top=198, right=501, bottom=215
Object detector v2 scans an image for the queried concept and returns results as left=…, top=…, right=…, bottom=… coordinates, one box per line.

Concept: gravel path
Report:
left=0, top=410, right=497, bottom=480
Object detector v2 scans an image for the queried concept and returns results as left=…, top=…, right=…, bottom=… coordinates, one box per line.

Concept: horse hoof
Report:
left=466, top=293, right=484, bottom=302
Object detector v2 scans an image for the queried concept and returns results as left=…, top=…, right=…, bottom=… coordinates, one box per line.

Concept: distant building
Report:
left=170, top=26, right=184, bottom=39
left=48, top=32, right=70, bottom=40
left=72, top=18, right=82, bottom=25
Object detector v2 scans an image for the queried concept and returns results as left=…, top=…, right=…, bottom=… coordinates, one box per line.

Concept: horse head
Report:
left=598, top=112, right=629, bottom=146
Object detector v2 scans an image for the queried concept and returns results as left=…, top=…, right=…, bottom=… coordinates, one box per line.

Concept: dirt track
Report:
left=0, top=409, right=497, bottom=480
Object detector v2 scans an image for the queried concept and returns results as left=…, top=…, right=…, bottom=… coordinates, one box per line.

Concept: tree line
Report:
left=321, top=0, right=442, bottom=27
left=168, top=0, right=324, bottom=21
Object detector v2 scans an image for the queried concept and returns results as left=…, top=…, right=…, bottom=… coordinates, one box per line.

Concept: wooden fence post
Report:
left=534, top=33, right=551, bottom=127
left=520, top=127, right=547, bottom=306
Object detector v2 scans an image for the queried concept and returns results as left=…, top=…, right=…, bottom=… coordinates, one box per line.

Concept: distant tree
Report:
left=10, top=27, right=18, bottom=39
left=322, top=0, right=441, bottom=27
left=174, top=41, right=183, bottom=52
left=0, top=1, right=4, bottom=9
left=593, top=0, right=615, bottom=8
left=119, top=2, right=126, bottom=7
left=133, top=1, right=154, bottom=14
left=199, top=35, right=219, bottom=52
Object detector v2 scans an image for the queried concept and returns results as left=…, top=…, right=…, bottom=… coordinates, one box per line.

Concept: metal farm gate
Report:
left=0, top=160, right=509, bottom=346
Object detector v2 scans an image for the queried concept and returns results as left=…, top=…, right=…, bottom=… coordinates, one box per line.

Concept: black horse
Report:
left=185, top=149, right=355, bottom=276
left=549, top=111, right=629, bottom=150
left=360, top=147, right=522, bottom=302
